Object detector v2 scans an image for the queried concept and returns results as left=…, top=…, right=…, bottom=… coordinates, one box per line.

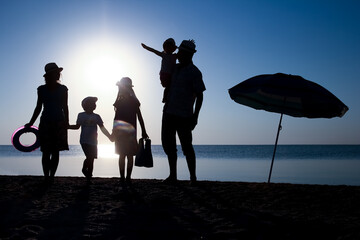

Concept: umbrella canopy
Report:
left=229, top=73, right=348, bottom=118
left=229, top=73, right=349, bottom=183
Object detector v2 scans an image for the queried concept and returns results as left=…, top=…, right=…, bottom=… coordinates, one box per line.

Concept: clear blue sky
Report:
left=1, top=0, right=359, bottom=145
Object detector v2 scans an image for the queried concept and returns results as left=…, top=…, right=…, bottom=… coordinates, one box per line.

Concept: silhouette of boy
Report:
left=69, top=97, right=112, bottom=183
left=141, top=38, right=177, bottom=102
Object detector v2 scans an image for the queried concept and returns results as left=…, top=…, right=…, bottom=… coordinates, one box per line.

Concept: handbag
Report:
left=135, top=138, right=153, bottom=168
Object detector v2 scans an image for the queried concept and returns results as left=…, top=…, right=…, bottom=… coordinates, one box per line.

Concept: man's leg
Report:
left=178, top=117, right=196, bottom=182
left=161, top=113, right=178, bottom=181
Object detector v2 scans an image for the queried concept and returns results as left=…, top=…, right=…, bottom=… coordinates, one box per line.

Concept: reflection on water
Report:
left=98, top=144, right=118, bottom=158
left=1, top=144, right=360, bottom=185
left=2, top=155, right=360, bottom=186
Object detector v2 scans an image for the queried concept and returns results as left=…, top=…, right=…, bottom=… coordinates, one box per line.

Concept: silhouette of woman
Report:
left=112, top=77, right=148, bottom=187
left=26, top=62, right=69, bottom=184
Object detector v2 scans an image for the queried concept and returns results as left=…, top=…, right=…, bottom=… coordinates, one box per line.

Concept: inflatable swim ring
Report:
left=11, top=126, right=40, bottom=152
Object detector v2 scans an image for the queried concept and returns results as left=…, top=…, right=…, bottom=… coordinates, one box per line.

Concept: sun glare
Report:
left=82, top=46, right=123, bottom=93
left=67, top=37, right=137, bottom=95
left=98, top=144, right=117, bottom=159
left=83, top=53, right=122, bottom=92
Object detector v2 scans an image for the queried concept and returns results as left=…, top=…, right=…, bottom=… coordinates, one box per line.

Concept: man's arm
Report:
left=191, top=92, right=203, bottom=130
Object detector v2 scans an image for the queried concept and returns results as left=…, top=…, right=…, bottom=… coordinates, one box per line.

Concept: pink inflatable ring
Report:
left=11, top=126, right=40, bottom=152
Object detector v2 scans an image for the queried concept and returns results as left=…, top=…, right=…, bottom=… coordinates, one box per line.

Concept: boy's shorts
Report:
left=81, top=143, right=98, bottom=159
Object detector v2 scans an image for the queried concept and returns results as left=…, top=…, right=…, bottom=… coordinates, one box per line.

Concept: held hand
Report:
left=109, top=133, right=115, bottom=142
left=142, top=131, right=149, bottom=139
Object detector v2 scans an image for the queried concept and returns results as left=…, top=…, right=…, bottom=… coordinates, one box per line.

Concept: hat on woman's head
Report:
left=116, top=77, right=133, bottom=88
left=178, top=39, right=196, bottom=53
left=43, top=62, right=63, bottom=77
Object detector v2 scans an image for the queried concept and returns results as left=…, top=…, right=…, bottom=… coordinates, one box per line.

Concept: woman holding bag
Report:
left=112, top=77, right=148, bottom=187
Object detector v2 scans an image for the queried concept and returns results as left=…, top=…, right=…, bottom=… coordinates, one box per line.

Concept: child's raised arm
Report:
left=141, top=43, right=162, bottom=57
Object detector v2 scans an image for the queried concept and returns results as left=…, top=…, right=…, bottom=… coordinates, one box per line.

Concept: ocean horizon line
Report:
left=1, top=145, right=360, bottom=185
left=2, top=143, right=360, bottom=147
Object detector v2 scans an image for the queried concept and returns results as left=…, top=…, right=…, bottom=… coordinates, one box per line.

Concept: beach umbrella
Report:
left=228, top=73, right=349, bottom=183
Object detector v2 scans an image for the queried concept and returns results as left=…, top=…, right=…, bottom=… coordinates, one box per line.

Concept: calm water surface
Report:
left=1, top=145, right=360, bottom=185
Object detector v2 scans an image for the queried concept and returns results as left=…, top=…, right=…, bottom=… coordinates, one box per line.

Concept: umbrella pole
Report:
left=268, top=113, right=283, bottom=183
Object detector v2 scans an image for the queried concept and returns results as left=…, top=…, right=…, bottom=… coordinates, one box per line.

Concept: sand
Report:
left=0, top=176, right=359, bottom=240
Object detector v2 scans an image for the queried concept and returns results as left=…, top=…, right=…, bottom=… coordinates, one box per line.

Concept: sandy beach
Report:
left=0, top=176, right=359, bottom=240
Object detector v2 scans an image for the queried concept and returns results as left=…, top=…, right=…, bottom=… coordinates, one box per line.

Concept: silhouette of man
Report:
left=162, top=40, right=206, bottom=185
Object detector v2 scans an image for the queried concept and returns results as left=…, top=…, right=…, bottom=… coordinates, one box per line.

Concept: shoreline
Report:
left=0, top=175, right=359, bottom=239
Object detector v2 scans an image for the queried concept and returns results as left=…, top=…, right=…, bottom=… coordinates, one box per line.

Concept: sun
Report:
left=81, top=45, right=124, bottom=93
left=86, top=55, right=119, bottom=85
left=66, top=37, right=135, bottom=95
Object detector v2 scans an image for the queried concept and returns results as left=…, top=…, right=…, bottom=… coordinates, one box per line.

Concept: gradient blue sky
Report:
left=1, top=0, right=359, bottom=145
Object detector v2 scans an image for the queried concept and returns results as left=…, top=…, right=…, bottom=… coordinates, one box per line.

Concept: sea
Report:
left=1, top=144, right=360, bottom=186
